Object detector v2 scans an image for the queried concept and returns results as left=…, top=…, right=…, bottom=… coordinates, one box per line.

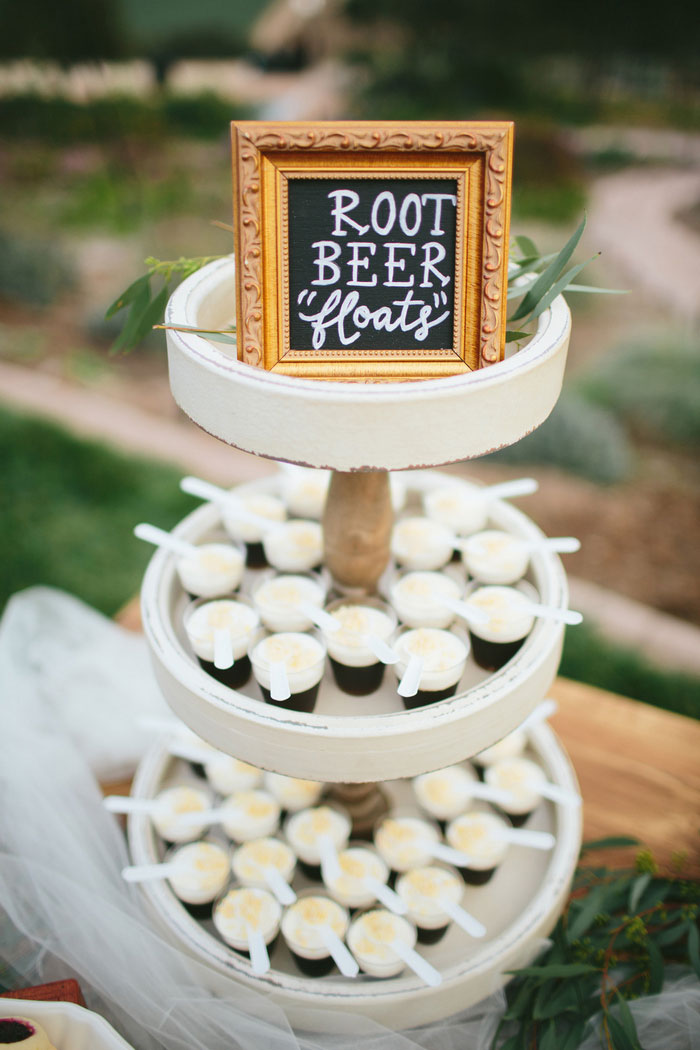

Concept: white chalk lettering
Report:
left=420, top=193, right=457, bottom=235
left=311, top=241, right=342, bottom=286
left=371, top=191, right=396, bottom=236
left=384, top=242, right=415, bottom=287
left=399, top=193, right=422, bottom=236
left=420, top=242, right=450, bottom=287
left=298, top=287, right=450, bottom=348
left=328, top=190, right=370, bottom=236
left=347, top=242, right=378, bottom=287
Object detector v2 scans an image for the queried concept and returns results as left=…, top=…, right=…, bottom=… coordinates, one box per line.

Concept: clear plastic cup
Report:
left=248, top=629, right=327, bottom=714
left=183, top=595, right=259, bottom=690
left=321, top=596, right=397, bottom=696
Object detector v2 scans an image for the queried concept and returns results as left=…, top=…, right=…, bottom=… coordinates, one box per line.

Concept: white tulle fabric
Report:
left=0, top=588, right=698, bottom=1050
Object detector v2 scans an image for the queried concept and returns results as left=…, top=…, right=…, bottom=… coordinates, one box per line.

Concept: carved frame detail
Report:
left=231, top=121, right=513, bottom=380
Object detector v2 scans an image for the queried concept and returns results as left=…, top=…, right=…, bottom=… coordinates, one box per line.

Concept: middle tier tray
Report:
left=141, top=473, right=569, bottom=782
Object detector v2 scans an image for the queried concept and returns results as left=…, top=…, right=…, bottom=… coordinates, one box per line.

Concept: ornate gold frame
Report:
left=231, top=121, right=513, bottom=381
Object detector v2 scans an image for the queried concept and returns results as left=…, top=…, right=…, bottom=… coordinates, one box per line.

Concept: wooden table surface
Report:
left=114, top=601, right=700, bottom=878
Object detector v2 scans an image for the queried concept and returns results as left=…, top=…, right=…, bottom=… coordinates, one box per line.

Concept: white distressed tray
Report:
left=140, top=474, right=568, bottom=782
left=164, top=257, right=571, bottom=471
left=127, top=723, right=581, bottom=1031
left=0, top=999, right=135, bottom=1050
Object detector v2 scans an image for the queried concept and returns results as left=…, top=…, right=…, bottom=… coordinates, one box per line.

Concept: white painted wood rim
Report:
left=127, top=724, right=581, bottom=1030
left=164, top=257, right=571, bottom=470
left=140, top=482, right=569, bottom=783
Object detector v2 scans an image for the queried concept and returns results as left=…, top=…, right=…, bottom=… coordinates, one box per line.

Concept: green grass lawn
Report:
left=1, top=403, right=698, bottom=719
left=0, top=405, right=196, bottom=616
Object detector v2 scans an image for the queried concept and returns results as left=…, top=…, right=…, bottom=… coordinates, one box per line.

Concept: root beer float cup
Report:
left=163, top=839, right=231, bottom=918
left=251, top=572, right=328, bottom=633
left=395, top=864, right=466, bottom=944
left=262, top=520, right=323, bottom=573
left=321, top=597, right=397, bottom=696
left=285, top=803, right=352, bottom=881
left=249, top=630, right=327, bottom=714
left=175, top=542, right=246, bottom=599
left=392, top=626, right=469, bottom=710
left=213, top=884, right=282, bottom=965
left=445, top=810, right=511, bottom=883
left=466, top=586, right=536, bottom=671
left=183, top=596, right=260, bottom=690
left=281, top=890, right=352, bottom=977
left=388, top=570, right=463, bottom=630
left=391, top=516, right=456, bottom=571
left=221, top=488, right=287, bottom=568
left=461, top=530, right=530, bottom=586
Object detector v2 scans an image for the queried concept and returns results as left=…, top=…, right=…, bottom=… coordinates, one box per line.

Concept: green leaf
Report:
left=564, top=284, right=628, bottom=294
left=579, top=836, right=640, bottom=853
left=110, top=279, right=152, bottom=354
left=629, top=873, right=651, bottom=913
left=539, top=1018, right=559, bottom=1050
left=156, top=323, right=238, bottom=345
left=559, top=1019, right=588, bottom=1050
left=567, top=884, right=609, bottom=943
left=508, top=214, right=587, bottom=322
left=515, top=234, right=538, bottom=257
left=613, top=992, right=642, bottom=1048
left=130, top=284, right=169, bottom=348
left=607, top=1012, right=641, bottom=1050
left=105, top=273, right=151, bottom=319
left=508, top=963, right=598, bottom=979
left=505, top=329, right=531, bottom=342
left=533, top=979, right=589, bottom=1019
left=503, top=977, right=538, bottom=1020
left=655, top=920, right=692, bottom=947
left=529, top=255, right=600, bottom=322
left=647, top=937, right=665, bottom=995
left=688, top=922, right=700, bottom=980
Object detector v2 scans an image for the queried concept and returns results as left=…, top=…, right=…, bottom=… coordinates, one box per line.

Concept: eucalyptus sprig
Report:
left=493, top=838, right=700, bottom=1050
left=105, top=254, right=227, bottom=354
left=505, top=215, right=625, bottom=343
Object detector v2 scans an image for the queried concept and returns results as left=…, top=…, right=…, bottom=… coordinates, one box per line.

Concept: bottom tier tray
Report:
left=127, top=723, right=581, bottom=1031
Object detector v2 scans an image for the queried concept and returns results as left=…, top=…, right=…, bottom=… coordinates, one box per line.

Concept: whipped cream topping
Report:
left=484, top=757, right=547, bottom=815
left=446, top=811, right=510, bottom=869
left=474, top=730, right=527, bottom=768
left=263, top=520, right=323, bottom=572
left=462, top=530, right=529, bottom=585
left=185, top=599, right=260, bottom=663
left=467, top=586, right=536, bottom=644
left=324, top=846, right=390, bottom=909
left=152, top=785, right=212, bottom=843
left=391, top=517, right=455, bottom=571
left=281, top=468, right=330, bottom=520
left=250, top=632, right=326, bottom=692
left=422, top=483, right=490, bottom=536
left=220, top=789, right=281, bottom=842
left=374, top=816, right=439, bottom=872
left=213, top=886, right=282, bottom=948
left=222, top=490, right=286, bottom=543
left=252, top=574, right=326, bottom=632
left=324, top=603, right=396, bottom=667
left=285, top=805, right=351, bottom=864
left=176, top=543, right=244, bottom=598
left=204, top=755, right=262, bottom=796
left=263, top=772, right=324, bottom=813
left=390, top=571, right=462, bottom=629
left=232, top=836, right=296, bottom=886
left=347, top=909, right=416, bottom=976
left=167, top=840, right=230, bottom=905
left=394, top=628, right=468, bottom=692
left=396, top=866, right=463, bottom=925
left=281, top=895, right=348, bottom=959
left=412, top=763, right=478, bottom=821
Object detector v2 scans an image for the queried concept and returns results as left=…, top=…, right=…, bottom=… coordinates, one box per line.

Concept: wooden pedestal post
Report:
left=322, top=470, right=393, bottom=593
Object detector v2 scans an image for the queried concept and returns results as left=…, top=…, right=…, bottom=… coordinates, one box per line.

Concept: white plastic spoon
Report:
left=134, top=523, right=198, bottom=560
left=519, top=698, right=558, bottom=732
left=397, top=654, right=424, bottom=698
left=214, top=629, right=234, bottom=670
left=364, top=633, right=400, bottom=665
left=180, top=476, right=273, bottom=531
left=263, top=866, right=297, bottom=906
left=438, top=595, right=490, bottom=626
left=499, top=827, right=557, bottom=849
left=318, top=834, right=341, bottom=884
left=440, top=899, right=486, bottom=939
left=390, top=938, right=442, bottom=987
left=364, top=878, right=408, bottom=915
left=520, top=601, right=583, bottom=626
left=104, top=796, right=162, bottom=816
left=246, top=923, right=271, bottom=975
left=269, top=661, right=291, bottom=702
left=121, top=862, right=180, bottom=883
left=536, top=782, right=581, bottom=807
left=299, top=602, right=341, bottom=633
left=319, top=927, right=359, bottom=978
left=481, top=478, right=539, bottom=501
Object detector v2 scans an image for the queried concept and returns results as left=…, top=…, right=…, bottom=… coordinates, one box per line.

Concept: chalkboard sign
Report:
left=288, top=177, right=458, bottom=353
left=232, top=121, right=514, bottom=381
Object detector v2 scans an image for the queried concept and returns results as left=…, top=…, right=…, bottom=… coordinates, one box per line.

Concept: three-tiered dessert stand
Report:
left=128, top=256, right=581, bottom=1029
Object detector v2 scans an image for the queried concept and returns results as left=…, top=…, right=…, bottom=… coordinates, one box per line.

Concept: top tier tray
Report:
left=164, top=257, right=571, bottom=471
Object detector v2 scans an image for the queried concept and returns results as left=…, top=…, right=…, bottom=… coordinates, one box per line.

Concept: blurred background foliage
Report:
left=0, top=0, right=698, bottom=716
